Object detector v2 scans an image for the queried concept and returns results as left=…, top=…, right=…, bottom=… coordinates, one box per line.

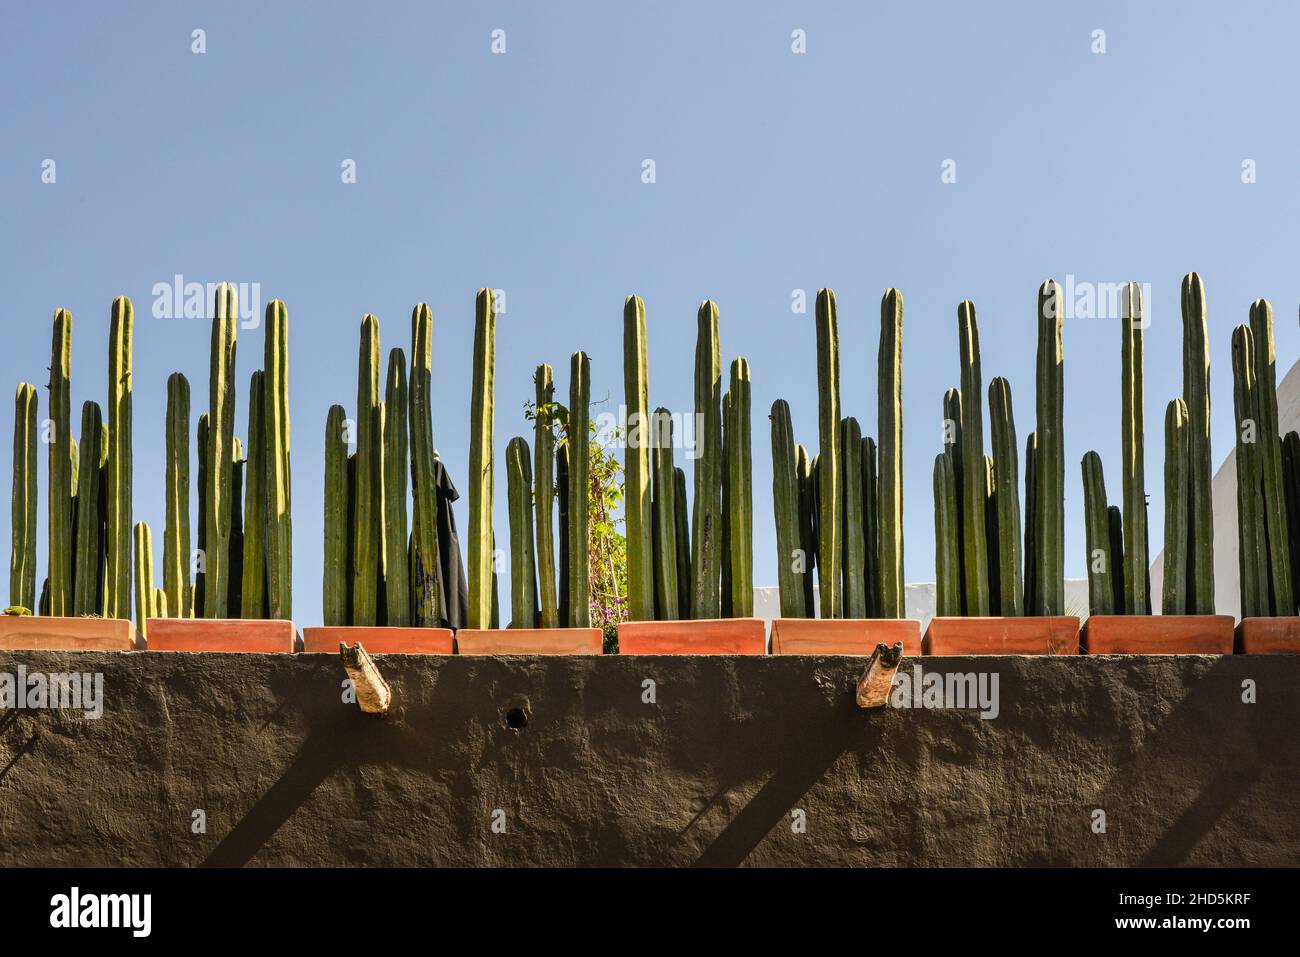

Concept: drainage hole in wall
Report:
left=505, top=708, right=529, bottom=731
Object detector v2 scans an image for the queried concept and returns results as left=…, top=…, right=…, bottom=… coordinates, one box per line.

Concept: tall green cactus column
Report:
left=878, top=288, right=904, bottom=619
left=795, top=444, right=817, bottom=613
left=47, top=309, right=73, bottom=616
left=72, top=402, right=103, bottom=616
left=205, top=285, right=237, bottom=617
left=1232, top=326, right=1269, bottom=617
left=770, top=400, right=805, bottom=617
left=862, top=436, right=881, bottom=618
left=323, top=405, right=349, bottom=625
left=1081, top=451, right=1116, bottom=616
left=105, top=297, right=134, bottom=620
left=264, top=299, right=292, bottom=621
left=814, top=290, right=842, bottom=619
left=568, top=351, right=591, bottom=627
left=933, top=452, right=961, bottom=617
left=1034, top=281, right=1065, bottom=616
left=727, top=358, right=753, bottom=617
left=1023, top=431, right=1038, bottom=613
left=651, top=409, right=680, bottom=620
left=133, top=521, right=154, bottom=640
left=163, top=374, right=192, bottom=618
left=195, top=413, right=209, bottom=616
left=1249, top=299, right=1293, bottom=615
left=691, top=301, right=723, bottom=619
left=10, top=383, right=38, bottom=611
left=1121, top=283, right=1148, bottom=615
left=466, top=291, right=496, bottom=629
left=409, top=303, right=440, bottom=627
left=383, top=348, right=410, bottom=626
left=533, top=363, right=558, bottom=627
left=1162, top=399, right=1190, bottom=614
left=624, top=295, right=654, bottom=622
left=240, top=371, right=266, bottom=619
left=988, top=377, right=1022, bottom=615
left=556, top=441, right=570, bottom=626
left=1181, top=273, right=1215, bottom=613
left=353, top=314, right=382, bottom=626
left=227, top=437, right=246, bottom=617
left=673, top=466, right=691, bottom=619
left=957, top=301, right=989, bottom=615
left=720, top=390, right=733, bottom=618
left=840, top=417, right=865, bottom=617
left=506, top=436, right=538, bottom=628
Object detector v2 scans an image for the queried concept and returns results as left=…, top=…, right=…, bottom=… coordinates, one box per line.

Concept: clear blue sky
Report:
left=4, top=1, right=1300, bottom=625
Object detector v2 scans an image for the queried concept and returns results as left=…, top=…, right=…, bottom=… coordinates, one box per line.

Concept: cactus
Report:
left=228, top=437, right=245, bottom=617
left=1248, top=299, right=1293, bottom=615
left=133, top=521, right=154, bottom=640
left=862, top=436, right=881, bottom=618
left=205, top=285, right=237, bottom=617
left=533, top=363, right=558, bottom=627
left=1034, top=281, right=1065, bottom=616
left=323, top=405, right=349, bottom=625
left=567, top=351, right=591, bottom=627
left=10, top=383, right=37, bottom=611
left=988, top=376, right=1022, bottom=616
left=1283, top=431, right=1300, bottom=605
left=984, top=454, right=1000, bottom=614
left=46, top=310, right=73, bottom=617
left=409, top=303, right=440, bottom=627
left=795, top=444, right=817, bottom=614
left=812, top=290, right=842, bottom=619
left=467, top=290, right=496, bottom=629
left=163, top=374, right=192, bottom=618
left=770, top=400, right=805, bottom=617
left=691, top=301, right=723, bottom=619
left=1107, top=505, right=1126, bottom=613
left=652, top=409, right=680, bottom=620
left=557, top=440, right=570, bottom=626
left=877, top=288, right=904, bottom=619
left=1120, top=283, right=1148, bottom=615
left=72, top=403, right=103, bottom=617
left=240, top=371, right=266, bottom=619
left=673, top=466, right=691, bottom=619
left=1181, top=273, right=1214, bottom=613
left=345, top=451, right=357, bottom=624
left=624, top=295, right=653, bottom=621
left=727, top=358, right=753, bottom=617
left=957, top=302, right=989, bottom=616
left=383, top=348, right=410, bottom=626
left=105, top=296, right=133, bottom=621
left=1162, top=399, right=1190, bottom=614
left=1023, top=431, right=1037, bottom=615
left=840, top=417, right=865, bottom=617
left=933, top=452, right=961, bottom=617
left=506, top=436, right=537, bottom=627
left=353, top=314, right=382, bottom=626
left=1081, top=451, right=1116, bottom=616
left=1232, top=325, right=1269, bottom=617
left=264, top=299, right=292, bottom=621
left=195, top=413, right=209, bottom=617
left=721, top=390, right=733, bottom=618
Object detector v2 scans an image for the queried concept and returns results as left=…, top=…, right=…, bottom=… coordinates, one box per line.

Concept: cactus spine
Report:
left=533, top=363, right=558, bottom=627
left=409, top=304, right=441, bottom=627
left=691, top=301, right=723, bottom=619
left=651, top=409, right=680, bottom=620
left=957, top=302, right=989, bottom=615
left=47, top=310, right=73, bottom=616
left=568, top=351, right=591, bottom=627
left=133, top=521, right=154, bottom=640
left=1162, top=399, right=1190, bottom=614
left=506, top=436, right=537, bottom=628
left=10, top=383, right=37, bottom=611
left=205, top=285, right=237, bottom=617
left=1121, top=283, right=1148, bottom=615
left=1034, top=281, right=1065, bottom=615
left=264, top=299, right=292, bottom=621
left=988, top=377, right=1022, bottom=616
left=726, top=358, right=753, bottom=617
left=862, top=436, right=881, bottom=618
left=1248, top=299, right=1293, bottom=614
left=672, top=466, right=691, bottom=619
left=105, top=297, right=133, bottom=620
left=1181, top=273, right=1215, bottom=613
left=814, top=290, right=842, bottom=619
left=840, top=417, right=865, bottom=617
left=72, top=402, right=103, bottom=617
left=323, top=405, right=349, bottom=626
left=878, top=288, right=904, bottom=618
left=1081, top=451, right=1116, bottom=616
left=383, top=349, right=410, bottom=626
left=1232, top=325, right=1269, bottom=617
left=353, top=314, right=382, bottom=626
left=933, top=452, right=961, bottom=617
left=240, top=371, right=266, bottom=619
left=770, top=400, right=805, bottom=617
left=467, top=290, right=496, bottom=629
left=624, top=295, right=653, bottom=621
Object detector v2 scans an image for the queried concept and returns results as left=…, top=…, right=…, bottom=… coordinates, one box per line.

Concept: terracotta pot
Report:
left=1236, top=617, right=1300, bottom=654
left=923, top=616, right=1080, bottom=655
left=302, top=626, right=454, bottom=655
left=1082, top=614, right=1234, bottom=654
left=455, top=627, right=604, bottom=655
left=0, top=615, right=137, bottom=651
left=770, top=618, right=921, bottom=656
left=145, top=618, right=297, bottom=653
left=617, top=618, right=766, bottom=655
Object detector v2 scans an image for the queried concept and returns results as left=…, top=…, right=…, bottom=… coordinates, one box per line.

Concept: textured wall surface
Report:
left=0, top=650, right=1295, bottom=867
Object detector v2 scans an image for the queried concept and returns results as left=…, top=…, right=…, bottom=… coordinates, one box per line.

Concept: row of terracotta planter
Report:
left=3, top=613, right=1300, bottom=655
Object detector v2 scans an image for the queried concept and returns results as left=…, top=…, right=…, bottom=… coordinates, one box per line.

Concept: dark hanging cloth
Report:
left=433, top=453, right=469, bottom=630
